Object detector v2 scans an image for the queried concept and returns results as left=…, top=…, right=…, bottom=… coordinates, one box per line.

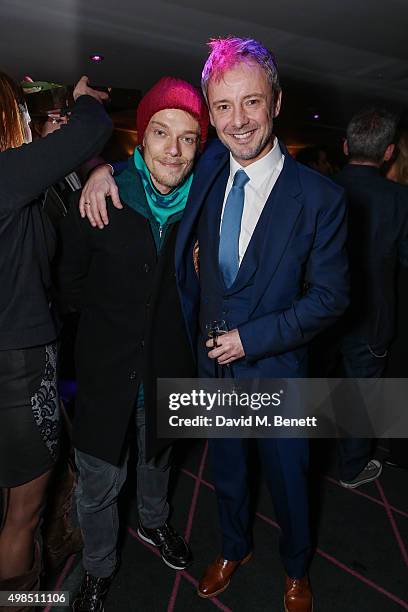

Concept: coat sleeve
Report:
left=238, top=190, right=350, bottom=361
left=55, top=192, right=92, bottom=313
left=397, top=190, right=408, bottom=267
left=0, top=96, right=113, bottom=216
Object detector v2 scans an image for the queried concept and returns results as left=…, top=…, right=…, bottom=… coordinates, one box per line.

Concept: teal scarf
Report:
left=133, top=147, right=193, bottom=227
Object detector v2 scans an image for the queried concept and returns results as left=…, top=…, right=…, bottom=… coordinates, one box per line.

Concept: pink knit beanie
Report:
left=137, top=77, right=209, bottom=151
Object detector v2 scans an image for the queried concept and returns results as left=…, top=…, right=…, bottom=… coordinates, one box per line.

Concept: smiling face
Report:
left=142, top=108, right=200, bottom=193
left=207, top=60, right=281, bottom=166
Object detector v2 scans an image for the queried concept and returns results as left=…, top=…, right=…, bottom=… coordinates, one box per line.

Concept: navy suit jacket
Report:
left=175, top=140, right=349, bottom=376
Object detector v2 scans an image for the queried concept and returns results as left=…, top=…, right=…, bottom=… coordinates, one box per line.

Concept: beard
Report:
left=150, top=158, right=193, bottom=191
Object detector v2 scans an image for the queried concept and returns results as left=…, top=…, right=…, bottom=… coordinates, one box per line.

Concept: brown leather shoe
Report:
left=284, top=575, right=313, bottom=612
left=197, top=552, right=252, bottom=598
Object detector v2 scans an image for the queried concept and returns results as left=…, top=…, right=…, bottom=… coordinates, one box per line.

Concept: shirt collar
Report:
left=229, top=137, right=283, bottom=186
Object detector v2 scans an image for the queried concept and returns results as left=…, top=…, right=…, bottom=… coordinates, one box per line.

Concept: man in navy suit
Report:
left=174, top=38, right=348, bottom=611
left=78, top=37, right=349, bottom=612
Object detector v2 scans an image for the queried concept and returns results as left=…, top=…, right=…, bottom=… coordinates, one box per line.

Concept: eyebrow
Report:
left=150, top=120, right=200, bottom=136
left=212, top=93, right=267, bottom=106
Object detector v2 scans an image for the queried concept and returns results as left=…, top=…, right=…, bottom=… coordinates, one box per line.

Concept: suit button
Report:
left=144, top=263, right=150, bottom=273
left=129, top=371, right=137, bottom=380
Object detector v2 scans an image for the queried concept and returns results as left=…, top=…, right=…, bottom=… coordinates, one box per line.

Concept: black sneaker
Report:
left=72, top=571, right=113, bottom=612
left=137, top=522, right=192, bottom=570
left=339, top=459, right=382, bottom=489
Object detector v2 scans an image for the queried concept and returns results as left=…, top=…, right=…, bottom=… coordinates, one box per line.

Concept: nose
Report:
left=231, top=105, right=249, bottom=130
left=166, top=136, right=181, bottom=157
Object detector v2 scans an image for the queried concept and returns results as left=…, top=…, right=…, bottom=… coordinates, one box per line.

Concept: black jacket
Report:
left=57, top=182, right=195, bottom=465
left=0, top=96, right=112, bottom=350
left=335, top=164, right=408, bottom=347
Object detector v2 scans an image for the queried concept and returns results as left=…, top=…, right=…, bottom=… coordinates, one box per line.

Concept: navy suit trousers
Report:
left=208, top=436, right=311, bottom=578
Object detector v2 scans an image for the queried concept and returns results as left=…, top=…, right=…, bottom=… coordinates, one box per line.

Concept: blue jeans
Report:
left=338, top=336, right=388, bottom=481
left=75, top=407, right=172, bottom=577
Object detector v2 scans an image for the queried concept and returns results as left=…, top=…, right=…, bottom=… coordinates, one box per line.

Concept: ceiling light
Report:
left=89, top=54, right=104, bottom=62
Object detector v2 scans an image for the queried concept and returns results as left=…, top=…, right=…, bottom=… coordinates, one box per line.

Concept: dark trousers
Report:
left=338, top=336, right=388, bottom=481
left=208, top=437, right=311, bottom=579
left=75, top=407, right=171, bottom=578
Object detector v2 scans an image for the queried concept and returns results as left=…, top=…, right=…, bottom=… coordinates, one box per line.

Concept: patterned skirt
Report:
left=0, top=343, right=60, bottom=487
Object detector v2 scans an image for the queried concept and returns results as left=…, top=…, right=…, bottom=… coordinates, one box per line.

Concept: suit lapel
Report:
left=175, top=144, right=229, bottom=271
left=248, top=150, right=304, bottom=313
left=202, top=164, right=230, bottom=279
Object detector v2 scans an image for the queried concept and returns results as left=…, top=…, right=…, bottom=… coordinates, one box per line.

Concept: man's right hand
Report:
left=79, top=164, right=123, bottom=228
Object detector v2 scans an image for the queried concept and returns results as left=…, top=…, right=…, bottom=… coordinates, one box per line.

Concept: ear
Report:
left=273, top=90, right=282, bottom=118
left=343, top=140, right=349, bottom=157
left=383, top=143, right=395, bottom=162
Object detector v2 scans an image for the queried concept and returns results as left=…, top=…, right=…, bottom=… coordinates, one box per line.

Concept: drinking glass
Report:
left=205, top=320, right=232, bottom=378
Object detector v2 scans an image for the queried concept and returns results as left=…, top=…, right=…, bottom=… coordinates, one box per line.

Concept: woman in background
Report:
left=0, top=72, right=112, bottom=605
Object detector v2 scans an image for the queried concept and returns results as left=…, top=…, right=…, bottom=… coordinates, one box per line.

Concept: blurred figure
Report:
left=296, top=145, right=333, bottom=175
left=314, top=108, right=408, bottom=487
left=0, top=72, right=111, bottom=609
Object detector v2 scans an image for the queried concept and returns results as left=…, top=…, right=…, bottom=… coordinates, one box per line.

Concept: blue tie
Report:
left=219, top=169, right=250, bottom=288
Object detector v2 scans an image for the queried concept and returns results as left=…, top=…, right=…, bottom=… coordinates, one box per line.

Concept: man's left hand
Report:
left=206, top=329, right=245, bottom=365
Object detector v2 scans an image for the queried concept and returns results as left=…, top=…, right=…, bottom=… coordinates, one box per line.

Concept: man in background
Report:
left=321, top=108, right=408, bottom=488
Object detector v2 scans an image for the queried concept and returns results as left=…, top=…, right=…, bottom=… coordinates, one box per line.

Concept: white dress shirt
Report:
left=220, top=138, right=285, bottom=265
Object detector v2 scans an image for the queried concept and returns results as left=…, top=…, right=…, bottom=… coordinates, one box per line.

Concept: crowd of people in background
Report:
left=1, top=35, right=408, bottom=612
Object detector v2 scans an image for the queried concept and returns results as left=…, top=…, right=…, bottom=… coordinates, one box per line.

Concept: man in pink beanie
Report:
left=57, top=77, right=208, bottom=612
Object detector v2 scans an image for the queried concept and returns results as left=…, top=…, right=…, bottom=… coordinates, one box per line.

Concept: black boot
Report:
left=72, top=571, right=114, bottom=612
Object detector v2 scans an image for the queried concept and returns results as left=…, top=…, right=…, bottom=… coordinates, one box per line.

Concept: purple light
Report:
left=89, top=54, right=104, bottom=62
left=313, top=113, right=320, bottom=120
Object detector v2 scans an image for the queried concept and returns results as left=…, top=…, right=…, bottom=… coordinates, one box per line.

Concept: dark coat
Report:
left=335, top=164, right=408, bottom=348
left=0, top=96, right=112, bottom=350
left=57, top=182, right=195, bottom=465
